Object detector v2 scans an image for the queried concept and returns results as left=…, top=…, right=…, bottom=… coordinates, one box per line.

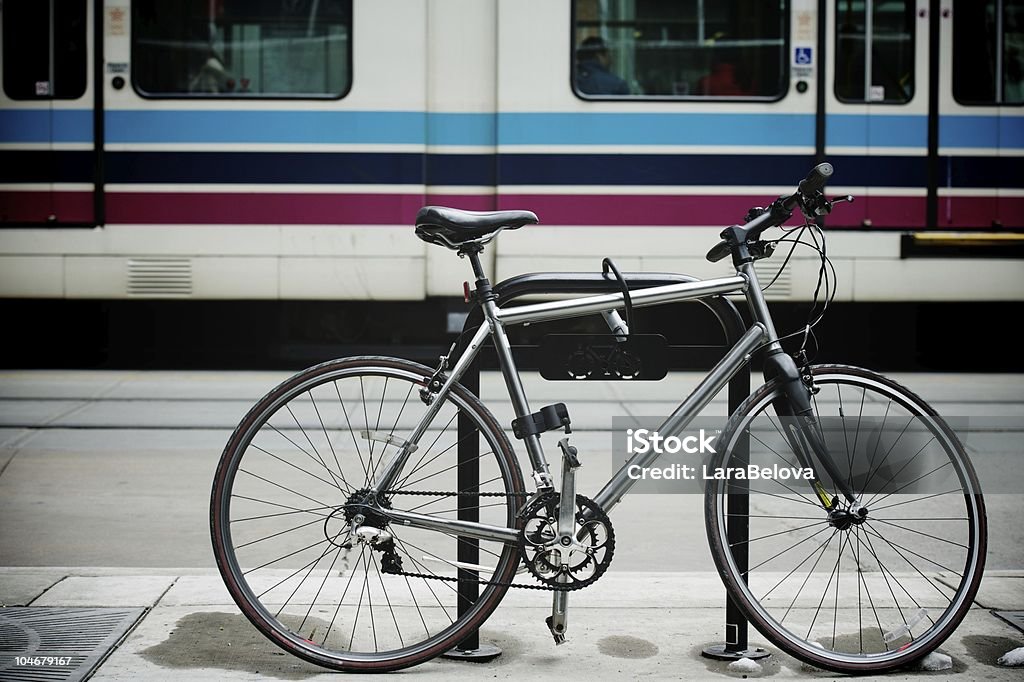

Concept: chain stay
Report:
left=379, top=488, right=585, bottom=592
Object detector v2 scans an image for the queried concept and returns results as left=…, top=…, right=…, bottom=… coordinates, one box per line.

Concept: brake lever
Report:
left=810, top=194, right=855, bottom=219
left=802, top=190, right=832, bottom=218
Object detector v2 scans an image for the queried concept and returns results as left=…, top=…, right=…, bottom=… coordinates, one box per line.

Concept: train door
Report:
left=825, top=0, right=929, bottom=228
left=0, top=0, right=97, bottom=226
left=939, top=0, right=1023, bottom=230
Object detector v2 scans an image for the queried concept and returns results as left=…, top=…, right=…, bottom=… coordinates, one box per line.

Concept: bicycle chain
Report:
left=383, top=489, right=532, bottom=498
left=379, top=489, right=587, bottom=592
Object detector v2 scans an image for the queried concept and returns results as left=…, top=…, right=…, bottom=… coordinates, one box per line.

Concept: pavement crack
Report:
left=152, top=576, right=180, bottom=608
left=26, top=574, right=69, bottom=606
left=0, top=448, right=19, bottom=478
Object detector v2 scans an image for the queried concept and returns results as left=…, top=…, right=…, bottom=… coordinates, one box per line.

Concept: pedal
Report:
left=545, top=614, right=567, bottom=645
left=557, top=437, right=580, bottom=469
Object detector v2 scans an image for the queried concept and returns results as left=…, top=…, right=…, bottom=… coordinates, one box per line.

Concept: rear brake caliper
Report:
left=419, top=355, right=448, bottom=405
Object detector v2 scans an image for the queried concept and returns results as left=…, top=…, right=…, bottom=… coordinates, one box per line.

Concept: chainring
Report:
left=518, top=492, right=614, bottom=590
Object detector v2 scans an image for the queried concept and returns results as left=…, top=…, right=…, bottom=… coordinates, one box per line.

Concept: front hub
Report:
left=828, top=505, right=868, bottom=531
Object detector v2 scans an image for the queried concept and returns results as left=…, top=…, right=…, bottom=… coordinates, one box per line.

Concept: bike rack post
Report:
left=441, top=272, right=766, bottom=662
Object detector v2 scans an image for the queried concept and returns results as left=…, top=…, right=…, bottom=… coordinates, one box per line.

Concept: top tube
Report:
left=493, top=276, right=747, bottom=327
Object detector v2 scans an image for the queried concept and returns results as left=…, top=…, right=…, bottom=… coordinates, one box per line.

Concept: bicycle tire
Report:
left=705, top=365, right=986, bottom=673
left=211, top=356, right=524, bottom=672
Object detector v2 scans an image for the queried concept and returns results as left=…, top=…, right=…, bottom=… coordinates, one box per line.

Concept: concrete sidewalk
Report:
left=1, top=369, right=1023, bottom=679
left=2, top=568, right=1023, bottom=680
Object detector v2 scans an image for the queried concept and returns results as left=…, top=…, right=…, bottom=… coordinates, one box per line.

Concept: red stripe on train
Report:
left=0, top=191, right=93, bottom=223
left=3, top=190, right=1018, bottom=229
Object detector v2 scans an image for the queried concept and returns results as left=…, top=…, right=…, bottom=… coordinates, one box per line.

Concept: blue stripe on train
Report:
left=940, top=115, right=1024, bottom=149
left=496, top=112, right=816, bottom=146
left=104, top=110, right=818, bottom=147
left=0, top=109, right=93, bottom=143
left=2, top=109, right=1020, bottom=150
left=826, top=114, right=927, bottom=148
left=1, top=149, right=1019, bottom=189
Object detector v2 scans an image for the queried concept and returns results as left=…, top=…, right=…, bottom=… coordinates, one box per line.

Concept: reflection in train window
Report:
left=834, top=0, right=915, bottom=104
left=2, top=0, right=87, bottom=100
left=953, top=0, right=1023, bottom=105
left=571, top=0, right=789, bottom=99
left=133, top=0, right=352, bottom=98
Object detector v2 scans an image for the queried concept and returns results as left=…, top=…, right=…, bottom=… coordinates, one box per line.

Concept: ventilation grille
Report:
left=0, top=607, right=144, bottom=681
left=127, top=258, right=193, bottom=297
left=752, top=260, right=792, bottom=299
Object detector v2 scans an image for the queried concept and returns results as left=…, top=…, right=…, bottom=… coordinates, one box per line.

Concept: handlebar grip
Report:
left=706, top=240, right=731, bottom=263
left=797, top=162, right=834, bottom=196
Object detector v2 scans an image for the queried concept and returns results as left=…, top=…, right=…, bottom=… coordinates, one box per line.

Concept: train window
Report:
left=571, top=0, right=789, bottom=99
left=133, top=0, right=352, bottom=98
left=953, top=0, right=1023, bottom=105
left=2, top=0, right=88, bottom=100
left=834, top=0, right=916, bottom=104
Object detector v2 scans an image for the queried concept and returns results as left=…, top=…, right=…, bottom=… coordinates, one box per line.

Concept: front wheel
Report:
left=705, top=365, right=986, bottom=673
left=211, top=356, right=524, bottom=672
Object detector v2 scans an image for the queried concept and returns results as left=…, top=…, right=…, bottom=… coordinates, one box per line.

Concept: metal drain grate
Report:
left=0, top=607, right=144, bottom=681
left=993, top=611, right=1024, bottom=634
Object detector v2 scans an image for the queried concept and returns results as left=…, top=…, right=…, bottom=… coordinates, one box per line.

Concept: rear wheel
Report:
left=211, top=356, right=523, bottom=672
left=706, top=365, right=986, bottom=673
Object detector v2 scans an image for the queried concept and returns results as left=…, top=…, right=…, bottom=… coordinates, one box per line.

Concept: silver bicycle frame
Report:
left=379, top=263, right=777, bottom=545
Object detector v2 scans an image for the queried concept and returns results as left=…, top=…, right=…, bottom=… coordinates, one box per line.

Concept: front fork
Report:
left=765, top=351, right=857, bottom=509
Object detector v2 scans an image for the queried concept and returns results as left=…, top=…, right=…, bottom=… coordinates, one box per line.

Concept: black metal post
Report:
left=440, top=307, right=501, bottom=661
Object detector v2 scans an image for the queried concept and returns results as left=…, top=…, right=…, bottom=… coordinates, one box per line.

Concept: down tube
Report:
left=591, top=324, right=765, bottom=515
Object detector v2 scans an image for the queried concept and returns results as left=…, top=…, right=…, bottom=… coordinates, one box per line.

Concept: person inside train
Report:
left=189, top=49, right=232, bottom=93
left=696, top=57, right=749, bottom=96
left=575, top=36, right=630, bottom=95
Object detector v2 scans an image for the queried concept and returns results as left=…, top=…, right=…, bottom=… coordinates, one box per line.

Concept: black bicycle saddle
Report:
left=415, top=206, right=539, bottom=249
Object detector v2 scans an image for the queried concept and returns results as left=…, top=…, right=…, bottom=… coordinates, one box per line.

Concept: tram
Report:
left=0, top=0, right=1021, bottom=309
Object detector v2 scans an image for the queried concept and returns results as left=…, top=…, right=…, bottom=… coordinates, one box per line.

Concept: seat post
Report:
left=461, top=245, right=492, bottom=296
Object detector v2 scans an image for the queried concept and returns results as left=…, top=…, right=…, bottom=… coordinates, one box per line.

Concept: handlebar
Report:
left=705, top=162, right=836, bottom=263
left=778, top=162, right=833, bottom=213
left=706, top=240, right=732, bottom=263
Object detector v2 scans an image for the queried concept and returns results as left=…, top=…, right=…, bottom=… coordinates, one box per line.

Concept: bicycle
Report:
left=210, top=163, right=986, bottom=674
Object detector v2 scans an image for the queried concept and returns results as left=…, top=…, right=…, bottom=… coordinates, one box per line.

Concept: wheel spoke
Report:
left=230, top=495, right=334, bottom=521
left=744, top=524, right=834, bottom=576
left=371, top=552, right=405, bottom=648
left=309, top=390, right=354, bottom=492
left=334, top=380, right=370, bottom=482
left=234, top=515, right=325, bottom=549
left=393, top=411, right=459, bottom=490
left=266, top=423, right=347, bottom=493
left=397, top=451, right=497, bottom=496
